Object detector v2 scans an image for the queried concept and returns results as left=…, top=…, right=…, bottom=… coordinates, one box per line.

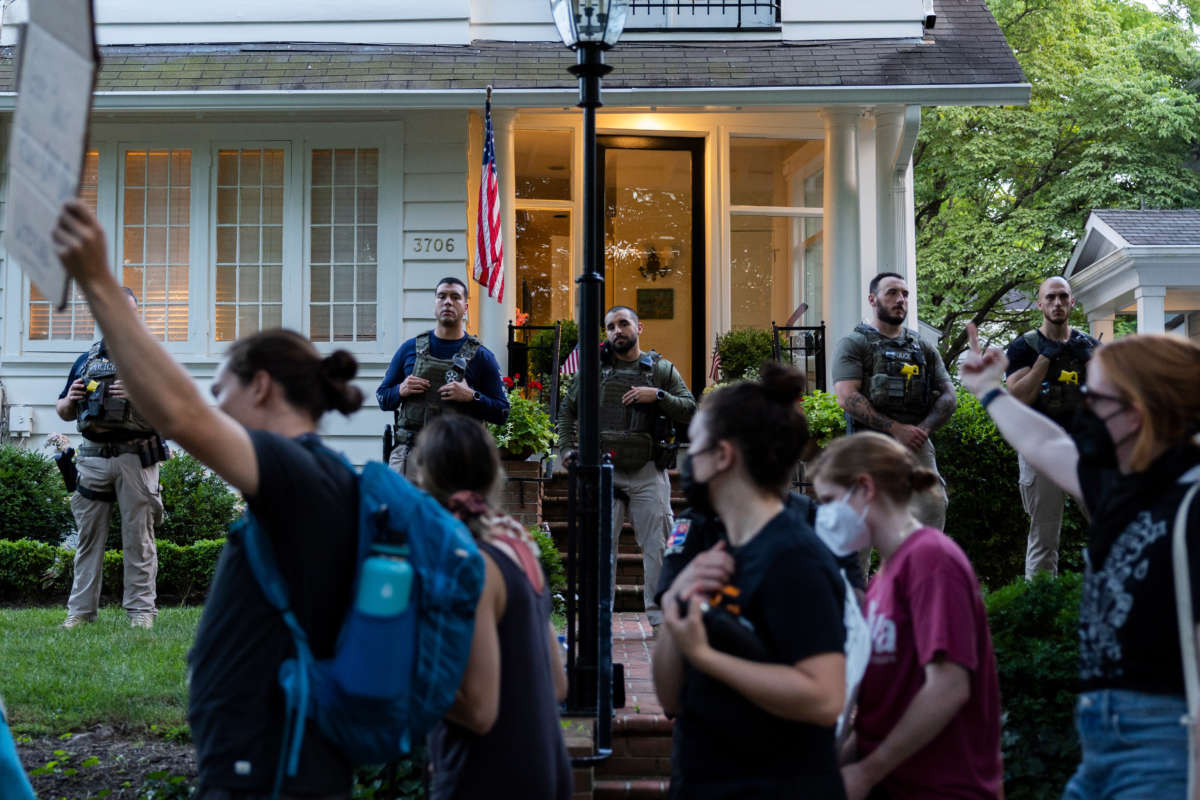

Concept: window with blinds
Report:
left=308, top=148, right=379, bottom=343
left=122, top=150, right=191, bottom=342
left=28, top=151, right=100, bottom=341
left=214, top=148, right=285, bottom=342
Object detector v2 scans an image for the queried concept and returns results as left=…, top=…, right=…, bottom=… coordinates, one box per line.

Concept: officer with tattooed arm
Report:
left=832, top=272, right=956, bottom=529
left=1004, top=276, right=1098, bottom=579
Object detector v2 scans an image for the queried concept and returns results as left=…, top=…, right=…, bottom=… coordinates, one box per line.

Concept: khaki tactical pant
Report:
left=1019, top=453, right=1063, bottom=579
left=612, top=461, right=672, bottom=626
left=68, top=453, right=162, bottom=619
left=910, top=437, right=948, bottom=531
left=388, top=442, right=413, bottom=477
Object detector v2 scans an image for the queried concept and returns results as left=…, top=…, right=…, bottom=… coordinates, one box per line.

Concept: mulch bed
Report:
left=18, top=724, right=196, bottom=799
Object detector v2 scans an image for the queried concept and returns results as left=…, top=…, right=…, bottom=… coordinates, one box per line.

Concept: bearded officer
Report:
left=557, top=305, right=696, bottom=626
left=55, top=287, right=167, bottom=630
left=377, top=276, right=509, bottom=475
left=1004, top=276, right=1098, bottom=579
left=832, top=272, right=956, bottom=529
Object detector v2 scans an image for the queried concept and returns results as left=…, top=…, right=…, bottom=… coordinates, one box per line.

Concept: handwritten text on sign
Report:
left=3, top=2, right=97, bottom=309
left=404, top=233, right=465, bottom=261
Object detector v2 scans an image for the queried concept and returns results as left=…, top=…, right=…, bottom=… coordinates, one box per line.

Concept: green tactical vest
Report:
left=1022, top=330, right=1096, bottom=422
left=855, top=324, right=933, bottom=425
left=598, top=351, right=670, bottom=472
left=75, top=341, right=156, bottom=438
left=396, top=332, right=482, bottom=431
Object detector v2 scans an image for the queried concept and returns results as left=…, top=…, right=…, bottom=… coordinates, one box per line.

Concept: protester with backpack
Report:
left=51, top=199, right=374, bottom=799
left=652, top=361, right=848, bottom=799
left=810, top=432, right=1003, bottom=800
left=410, top=414, right=571, bottom=800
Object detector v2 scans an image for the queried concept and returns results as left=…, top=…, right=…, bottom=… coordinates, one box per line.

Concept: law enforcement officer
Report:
left=54, top=287, right=166, bottom=630
left=376, top=276, right=509, bottom=476
left=557, top=305, right=696, bottom=626
left=832, top=272, right=956, bottom=530
left=1004, top=276, right=1098, bottom=579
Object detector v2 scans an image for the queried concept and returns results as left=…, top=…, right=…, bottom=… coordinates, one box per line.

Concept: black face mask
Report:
left=679, top=451, right=715, bottom=518
left=1070, top=406, right=1119, bottom=470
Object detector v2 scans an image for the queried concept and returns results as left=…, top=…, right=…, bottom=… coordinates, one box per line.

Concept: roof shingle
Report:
left=1093, top=209, right=1200, bottom=247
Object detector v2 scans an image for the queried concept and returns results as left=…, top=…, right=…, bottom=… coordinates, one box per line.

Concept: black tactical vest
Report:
left=854, top=324, right=933, bottom=424
left=75, top=341, right=155, bottom=439
left=598, top=351, right=669, bottom=472
left=396, top=332, right=482, bottom=431
left=1023, top=330, right=1096, bottom=422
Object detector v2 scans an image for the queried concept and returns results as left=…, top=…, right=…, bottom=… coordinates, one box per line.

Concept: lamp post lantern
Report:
left=549, top=0, right=627, bottom=752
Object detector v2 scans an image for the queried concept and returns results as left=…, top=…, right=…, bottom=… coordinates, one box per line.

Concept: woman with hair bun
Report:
left=809, top=432, right=1003, bottom=800
left=52, top=199, right=365, bottom=798
left=653, top=361, right=848, bottom=799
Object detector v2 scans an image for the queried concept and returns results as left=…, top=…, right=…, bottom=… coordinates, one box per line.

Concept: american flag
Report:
left=708, top=345, right=721, bottom=382
left=560, top=345, right=579, bottom=376
left=473, top=89, right=504, bottom=302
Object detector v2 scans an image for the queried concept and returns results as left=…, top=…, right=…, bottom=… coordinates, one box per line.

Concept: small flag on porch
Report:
left=561, top=345, right=580, bottom=376
left=473, top=87, right=504, bottom=303
left=708, top=345, right=721, bottom=382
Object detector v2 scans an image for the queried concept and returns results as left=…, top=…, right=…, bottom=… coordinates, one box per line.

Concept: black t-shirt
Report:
left=187, top=431, right=358, bottom=794
left=671, top=511, right=847, bottom=795
left=1076, top=442, right=1200, bottom=696
left=1004, top=329, right=1098, bottom=424
left=655, top=493, right=865, bottom=607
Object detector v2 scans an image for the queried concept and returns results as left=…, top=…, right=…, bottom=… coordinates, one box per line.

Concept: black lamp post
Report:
left=549, top=0, right=627, bottom=744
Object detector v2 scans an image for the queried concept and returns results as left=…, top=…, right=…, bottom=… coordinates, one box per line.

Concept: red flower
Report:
left=502, top=376, right=514, bottom=389
left=530, top=380, right=544, bottom=391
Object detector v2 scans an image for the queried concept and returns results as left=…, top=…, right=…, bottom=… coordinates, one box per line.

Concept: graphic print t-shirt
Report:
left=856, top=527, right=1003, bottom=799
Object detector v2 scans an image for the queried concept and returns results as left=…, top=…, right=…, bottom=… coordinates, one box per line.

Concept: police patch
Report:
left=665, top=520, right=690, bottom=555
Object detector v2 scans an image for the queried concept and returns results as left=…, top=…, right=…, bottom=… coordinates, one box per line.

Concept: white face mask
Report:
left=815, top=488, right=870, bottom=557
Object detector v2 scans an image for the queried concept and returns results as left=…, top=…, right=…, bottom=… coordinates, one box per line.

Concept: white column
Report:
left=477, top=108, right=518, bottom=375
left=874, top=108, right=904, bottom=275
left=1087, top=310, right=1116, bottom=343
left=822, top=108, right=862, bottom=388
left=1135, top=285, right=1167, bottom=335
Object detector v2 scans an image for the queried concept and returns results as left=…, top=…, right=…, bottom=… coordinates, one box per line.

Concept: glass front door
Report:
left=599, top=136, right=705, bottom=392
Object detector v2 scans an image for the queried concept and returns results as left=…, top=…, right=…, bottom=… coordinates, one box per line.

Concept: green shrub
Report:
left=489, top=390, right=556, bottom=459
left=531, top=524, right=566, bottom=615
left=0, top=445, right=74, bottom=545
left=714, top=327, right=774, bottom=382
left=529, top=319, right=579, bottom=379
left=157, top=453, right=241, bottom=545
left=801, top=389, right=846, bottom=448
left=0, top=537, right=225, bottom=603
left=985, top=573, right=1081, bottom=799
left=933, top=389, right=1087, bottom=588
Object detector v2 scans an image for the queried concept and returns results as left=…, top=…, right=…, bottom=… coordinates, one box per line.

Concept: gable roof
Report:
left=1091, top=209, right=1200, bottom=247
left=0, top=0, right=1026, bottom=106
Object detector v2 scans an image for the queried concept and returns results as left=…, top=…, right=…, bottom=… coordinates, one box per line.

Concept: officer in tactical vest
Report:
left=376, top=276, right=509, bottom=476
left=1004, top=276, right=1098, bottom=579
left=557, top=305, right=696, bottom=626
left=832, top=272, right=957, bottom=531
left=54, top=288, right=166, bottom=630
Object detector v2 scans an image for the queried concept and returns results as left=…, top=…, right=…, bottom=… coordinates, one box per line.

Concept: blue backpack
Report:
left=235, top=452, right=485, bottom=796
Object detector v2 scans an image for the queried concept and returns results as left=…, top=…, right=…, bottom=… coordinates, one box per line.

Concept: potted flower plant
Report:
left=488, top=378, right=557, bottom=461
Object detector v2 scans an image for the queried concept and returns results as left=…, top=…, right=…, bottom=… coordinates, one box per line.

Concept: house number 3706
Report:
left=414, top=237, right=454, bottom=253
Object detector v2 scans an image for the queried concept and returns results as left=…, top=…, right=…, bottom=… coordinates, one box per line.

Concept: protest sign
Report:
left=3, top=0, right=97, bottom=310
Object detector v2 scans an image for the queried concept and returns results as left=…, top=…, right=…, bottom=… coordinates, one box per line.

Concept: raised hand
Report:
left=960, top=323, right=1009, bottom=397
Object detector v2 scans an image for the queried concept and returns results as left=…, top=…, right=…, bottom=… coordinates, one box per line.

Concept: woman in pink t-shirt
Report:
left=809, top=432, right=1004, bottom=800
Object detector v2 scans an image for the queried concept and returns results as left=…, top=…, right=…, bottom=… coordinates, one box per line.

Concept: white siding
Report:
left=782, top=0, right=925, bottom=40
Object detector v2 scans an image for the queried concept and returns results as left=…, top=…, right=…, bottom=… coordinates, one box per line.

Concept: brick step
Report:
left=593, top=779, right=670, bottom=799
left=553, top=551, right=645, bottom=578
left=616, top=584, right=645, bottom=612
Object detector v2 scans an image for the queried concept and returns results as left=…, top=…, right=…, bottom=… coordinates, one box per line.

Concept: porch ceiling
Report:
left=0, top=0, right=1027, bottom=109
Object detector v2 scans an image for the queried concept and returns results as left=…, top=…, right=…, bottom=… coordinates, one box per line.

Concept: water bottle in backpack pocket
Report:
left=331, top=534, right=417, bottom=699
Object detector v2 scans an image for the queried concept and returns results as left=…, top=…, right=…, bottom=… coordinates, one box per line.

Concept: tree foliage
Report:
left=916, top=0, right=1200, bottom=366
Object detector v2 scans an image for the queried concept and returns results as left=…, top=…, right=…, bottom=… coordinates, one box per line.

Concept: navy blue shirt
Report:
left=376, top=331, right=509, bottom=425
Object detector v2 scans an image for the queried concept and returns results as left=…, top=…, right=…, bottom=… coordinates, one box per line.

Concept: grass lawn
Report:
left=0, top=607, right=200, bottom=737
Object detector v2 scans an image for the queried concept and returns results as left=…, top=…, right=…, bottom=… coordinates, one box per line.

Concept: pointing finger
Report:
left=967, top=322, right=981, bottom=355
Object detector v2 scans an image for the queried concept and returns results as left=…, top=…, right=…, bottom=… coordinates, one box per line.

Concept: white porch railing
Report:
left=625, top=1, right=780, bottom=30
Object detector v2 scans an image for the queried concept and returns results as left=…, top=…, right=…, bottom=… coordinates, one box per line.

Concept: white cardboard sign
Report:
left=3, top=0, right=97, bottom=310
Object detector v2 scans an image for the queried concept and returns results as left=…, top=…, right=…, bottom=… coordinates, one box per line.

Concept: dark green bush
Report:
left=986, top=573, right=1081, bottom=799
left=531, top=524, right=566, bottom=614
left=157, top=453, right=241, bottom=545
left=0, top=445, right=75, bottom=545
left=933, top=389, right=1087, bottom=588
left=715, top=327, right=774, bottom=382
left=0, top=537, right=225, bottom=603
left=529, top=319, right=579, bottom=379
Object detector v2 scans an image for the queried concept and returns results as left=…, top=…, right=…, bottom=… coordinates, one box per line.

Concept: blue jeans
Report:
left=1063, top=690, right=1189, bottom=799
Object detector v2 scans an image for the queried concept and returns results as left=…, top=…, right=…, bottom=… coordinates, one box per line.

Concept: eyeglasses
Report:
left=1079, top=385, right=1128, bottom=409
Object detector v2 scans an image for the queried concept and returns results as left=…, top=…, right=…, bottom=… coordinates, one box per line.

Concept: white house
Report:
left=1065, top=209, right=1200, bottom=345
left=0, top=0, right=1028, bottom=462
